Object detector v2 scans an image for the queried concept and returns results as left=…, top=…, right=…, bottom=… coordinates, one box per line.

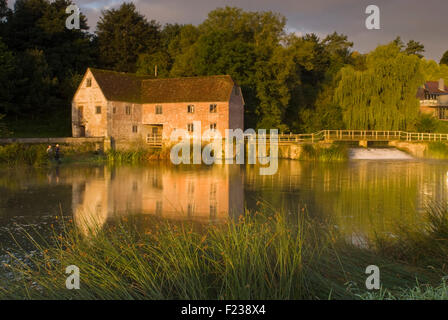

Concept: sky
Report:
left=11, top=0, right=448, bottom=61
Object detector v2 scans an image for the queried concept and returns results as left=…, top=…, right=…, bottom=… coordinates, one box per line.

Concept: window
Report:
left=126, top=105, right=131, bottom=115
left=155, top=105, right=163, bottom=114
left=86, top=78, right=92, bottom=87
left=210, top=183, right=217, bottom=200
left=210, top=203, right=217, bottom=218
left=438, top=107, right=448, bottom=120
left=95, top=106, right=101, bottom=114
left=156, top=201, right=163, bottom=215
left=187, top=203, right=194, bottom=217
left=210, top=123, right=217, bottom=131
left=78, top=106, right=83, bottom=118
left=112, top=106, right=116, bottom=114
left=210, top=104, right=217, bottom=113
left=187, top=123, right=194, bottom=133
left=132, top=125, right=138, bottom=133
left=187, top=105, right=194, bottom=113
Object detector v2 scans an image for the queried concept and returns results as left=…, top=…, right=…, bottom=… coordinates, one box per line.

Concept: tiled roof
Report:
left=424, top=81, right=448, bottom=94
left=89, top=68, right=235, bottom=103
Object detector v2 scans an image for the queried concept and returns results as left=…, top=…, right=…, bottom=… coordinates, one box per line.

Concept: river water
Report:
left=2, top=155, right=448, bottom=245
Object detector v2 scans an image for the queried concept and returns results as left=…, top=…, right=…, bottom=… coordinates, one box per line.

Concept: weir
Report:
left=349, top=148, right=413, bottom=160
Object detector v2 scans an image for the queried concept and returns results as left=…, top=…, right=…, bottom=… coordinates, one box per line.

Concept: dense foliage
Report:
left=0, top=1, right=445, bottom=134
left=335, top=44, right=424, bottom=130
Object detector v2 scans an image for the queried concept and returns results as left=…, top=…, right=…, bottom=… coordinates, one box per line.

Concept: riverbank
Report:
left=0, top=203, right=446, bottom=300
left=4, top=139, right=448, bottom=167
left=0, top=142, right=349, bottom=167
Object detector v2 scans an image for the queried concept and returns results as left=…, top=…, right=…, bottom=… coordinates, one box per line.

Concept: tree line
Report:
left=1, top=0, right=448, bottom=136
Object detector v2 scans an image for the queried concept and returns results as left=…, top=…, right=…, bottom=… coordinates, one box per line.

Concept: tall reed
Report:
left=1, top=205, right=440, bottom=300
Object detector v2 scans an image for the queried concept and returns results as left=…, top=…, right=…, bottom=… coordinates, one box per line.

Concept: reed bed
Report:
left=426, top=142, right=448, bottom=159
left=2, top=203, right=446, bottom=300
left=299, top=144, right=348, bottom=161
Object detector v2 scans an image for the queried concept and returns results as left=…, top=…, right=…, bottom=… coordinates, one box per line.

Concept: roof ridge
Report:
left=89, top=67, right=152, bottom=79
left=89, top=68, right=233, bottom=82
left=141, top=74, right=233, bottom=82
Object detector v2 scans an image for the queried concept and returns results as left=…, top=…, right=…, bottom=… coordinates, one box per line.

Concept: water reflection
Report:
left=2, top=160, right=448, bottom=238
left=71, top=165, right=245, bottom=233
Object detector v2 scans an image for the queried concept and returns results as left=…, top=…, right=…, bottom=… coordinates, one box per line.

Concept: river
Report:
left=2, top=156, right=448, bottom=247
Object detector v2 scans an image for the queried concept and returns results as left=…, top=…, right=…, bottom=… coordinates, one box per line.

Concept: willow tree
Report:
left=420, top=58, right=448, bottom=83
left=334, top=44, right=424, bottom=130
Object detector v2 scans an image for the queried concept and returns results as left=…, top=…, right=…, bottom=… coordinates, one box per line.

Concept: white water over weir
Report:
left=349, top=148, right=413, bottom=160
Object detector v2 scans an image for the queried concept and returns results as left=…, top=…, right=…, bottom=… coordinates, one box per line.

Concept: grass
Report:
left=373, top=203, right=448, bottom=273
left=2, top=116, right=71, bottom=138
left=299, top=143, right=348, bottom=161
left=426, top=142, right=448, bottom=159
left=0, top=143, right=105, bottom=167
left=0, top=143, right=49, bottom=166
left=105, top=147, right=172, bottom=165
left=359, top=279, right=448, bottom=300
left=1, top=202, right=447, bottom=300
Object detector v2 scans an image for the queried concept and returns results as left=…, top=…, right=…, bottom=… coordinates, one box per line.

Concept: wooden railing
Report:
left=144, top=130, right=448, bottom=147
left=252, top=130, right=448, bottom=143
left=146, top=134, right=163, bottom=146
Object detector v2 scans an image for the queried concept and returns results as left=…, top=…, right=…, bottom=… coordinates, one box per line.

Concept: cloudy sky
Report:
left=12, top=0, right=448, bottom=61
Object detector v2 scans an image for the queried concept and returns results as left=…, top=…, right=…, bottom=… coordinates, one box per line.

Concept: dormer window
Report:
left=86, top=78, right=92, bottom=87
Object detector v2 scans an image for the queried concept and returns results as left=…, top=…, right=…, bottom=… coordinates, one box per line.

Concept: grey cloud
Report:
left=10, top=0, right=448, bottom=60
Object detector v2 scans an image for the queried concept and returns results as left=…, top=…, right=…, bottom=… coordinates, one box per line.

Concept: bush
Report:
left=415, top=114, right=438, bottom=133
left=0, top=143, right=48, bottom=166
left=299, top=143, right=348, bottom=161
left=426, top=142, right=448, bottom=159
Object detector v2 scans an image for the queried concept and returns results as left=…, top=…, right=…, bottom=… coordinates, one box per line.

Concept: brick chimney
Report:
left=439, top=78, right=445, bottom=91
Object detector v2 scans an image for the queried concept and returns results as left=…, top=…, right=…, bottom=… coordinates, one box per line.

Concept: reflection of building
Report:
left=71, top=165, right=244, bottom=233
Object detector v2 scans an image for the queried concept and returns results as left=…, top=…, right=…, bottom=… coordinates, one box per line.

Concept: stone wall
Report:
left=388, top=141, right=428, bottom=158
left=72, top=69, right=108, bottom=138
left=142, top=101, right=230, bottom=140
left=0, top=137, right=108, bottom=152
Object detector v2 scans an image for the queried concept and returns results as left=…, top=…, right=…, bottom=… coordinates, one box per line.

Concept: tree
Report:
left=441, top=50, right=448, bottom=66
left=0, top=0, right=10, bottom=33
left=404, top=40, right=425, bottom=58
left=1, top=0, right=94, bottom=122
left=0, top=37, right=15, bottom=115
left=136, top=51, right=170, bottom=77
left=335, top=44, right=424, bottom=130
left=0, top=113, right=11, bottom=137
left=96, top=3, right=161, bottom=72
left=420, top=59, right=448, bottom=83
left=392, top=37, right=425, bottom=58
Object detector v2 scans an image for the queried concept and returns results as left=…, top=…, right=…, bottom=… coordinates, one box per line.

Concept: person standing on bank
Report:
left=54, top=144, right=61, bottom=163
left=46, top=145, right=53, bottom=160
